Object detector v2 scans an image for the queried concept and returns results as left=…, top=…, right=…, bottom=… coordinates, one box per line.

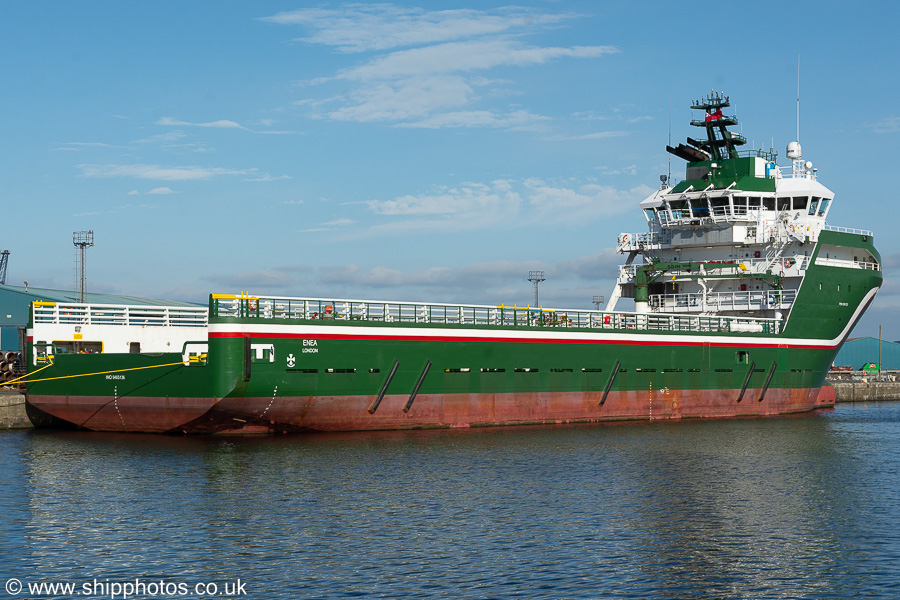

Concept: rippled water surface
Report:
left=3, top=403, right=900, bottom=599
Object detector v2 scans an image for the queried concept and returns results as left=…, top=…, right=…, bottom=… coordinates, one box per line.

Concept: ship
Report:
left=22, top=92, right=882, bottom=433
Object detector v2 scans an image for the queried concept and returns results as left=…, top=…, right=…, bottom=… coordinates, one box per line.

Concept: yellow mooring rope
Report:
left=1, top=360, right=185, bottom=386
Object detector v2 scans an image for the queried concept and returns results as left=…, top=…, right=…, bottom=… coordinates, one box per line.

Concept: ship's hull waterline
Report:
left=26, top=387, right=835, bottom=434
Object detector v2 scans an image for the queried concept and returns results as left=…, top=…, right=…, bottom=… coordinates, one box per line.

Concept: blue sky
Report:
left=3, top=1, right=898, bottom=339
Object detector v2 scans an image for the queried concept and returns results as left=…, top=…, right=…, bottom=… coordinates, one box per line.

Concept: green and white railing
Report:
left=211, top=294, right=782, bottom=335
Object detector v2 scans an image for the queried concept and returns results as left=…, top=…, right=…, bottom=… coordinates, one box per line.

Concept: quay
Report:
left=0, top=390, right=29, bottom=429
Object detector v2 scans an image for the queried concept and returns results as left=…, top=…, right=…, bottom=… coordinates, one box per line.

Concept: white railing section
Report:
left=814, top=257, right=880, bottom=271
left=32, top=302, right=208, bottom=327
left=650, top=289, right=797, bottom=313
left=212, top=295, right=782, bottom=335
left=823, top=225, right=874, bottom=236
left=616, top=257, right=804, bottom=282
left=617, top=231, right=672, bottom=252
left=656, top=205, right=761, bottom=229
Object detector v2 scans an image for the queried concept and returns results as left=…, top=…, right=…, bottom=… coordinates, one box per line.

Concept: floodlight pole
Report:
left=73, top=230, right=94, bottom=303
left=527, top=271, right=545, bottom=308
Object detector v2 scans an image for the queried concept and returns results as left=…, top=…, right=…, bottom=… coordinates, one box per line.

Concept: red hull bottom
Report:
left=27, top=386, right=836, bottom=434
left=25, top=394, right=221, bottom=433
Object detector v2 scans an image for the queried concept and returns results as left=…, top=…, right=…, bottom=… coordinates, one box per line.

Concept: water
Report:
left=2, top=404, right=900, bottom=599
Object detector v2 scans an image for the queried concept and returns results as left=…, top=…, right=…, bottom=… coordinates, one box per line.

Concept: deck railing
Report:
left=814, top=257, right=880, bottom=271
left=211, top=295, right=782, bottom=335
left=32, top=302, right=208, bottom=327
left=650, top=289, right=797, bottom=313
left=823, top=225, right=874, bottom=237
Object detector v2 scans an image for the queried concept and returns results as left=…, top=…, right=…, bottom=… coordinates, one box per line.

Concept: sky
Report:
left=2, top=1, right=899, bottom=339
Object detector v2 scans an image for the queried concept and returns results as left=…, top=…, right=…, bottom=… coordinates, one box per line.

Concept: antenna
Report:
left=73, top=230, right=94, bottom=302
left=797, top=54, right=800, bottom=142
left=667, top=94, right=672, bottom=185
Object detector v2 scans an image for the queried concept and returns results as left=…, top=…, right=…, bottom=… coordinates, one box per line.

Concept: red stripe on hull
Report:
left=208, top=330, right=835, bottom=350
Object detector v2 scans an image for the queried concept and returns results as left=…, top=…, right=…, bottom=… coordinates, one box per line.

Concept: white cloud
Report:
left=147, top=187, right=176, bottom=195
left=362, top=179, right=650, bottom=233
left=272, top=6, right=619, bottom=127
left=367, top=180, right=521, bottom=219
left=133, top=131, right=188, bottom=144
left=322, top=218, right=355, bottom=226
left=338, top=40, right=617, bottom=82
left=157, top=117, right=247, bottom=130
left=205, top=269, right=297, bottom=289
left=543, top=131, right=629, bottom=141
left=127, top=190, right=139, bottom=195
left=243, top=173, right=292, bottom=182
left=199, top=251, right=624, bottom=308
left=261, top=6, right=575, bottom=53
left=77, top=163, right=252, bottom=181
left=52, top=141, right=120, bottom=151
left=398, top=109, right=548, bottom=129
left=867, top=116, right=900, bottom=133
left=524, top=179, right=653, bottom=222
left=327, top=75, right=474, bottom=122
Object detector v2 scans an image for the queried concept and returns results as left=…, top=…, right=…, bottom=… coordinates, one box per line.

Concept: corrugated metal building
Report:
left=0, top=284, right=202, bottom=351
left=833, top=337, right=900, bottom=370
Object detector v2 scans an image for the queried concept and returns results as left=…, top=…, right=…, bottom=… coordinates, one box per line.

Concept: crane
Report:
left=0, top=250, right=8, bottom=285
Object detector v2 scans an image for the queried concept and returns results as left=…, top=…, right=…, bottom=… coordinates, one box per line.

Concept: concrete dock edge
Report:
left=0, top=391, right=32, bottom=430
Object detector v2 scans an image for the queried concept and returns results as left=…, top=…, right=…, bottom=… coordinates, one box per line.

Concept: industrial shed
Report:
left=0, top=284, right=202, bottom=351
left=832, top=336, right=900, bottom=371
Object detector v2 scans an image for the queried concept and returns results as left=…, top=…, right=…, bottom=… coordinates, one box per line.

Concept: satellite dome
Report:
left=786, top=141, right=802, bottom=159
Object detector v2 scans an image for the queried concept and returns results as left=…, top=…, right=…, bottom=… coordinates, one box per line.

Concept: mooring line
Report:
left=5, top=360, right=185, bottom=385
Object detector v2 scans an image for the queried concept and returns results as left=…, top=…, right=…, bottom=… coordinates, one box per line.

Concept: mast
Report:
left=687, top=91, right=746, bottom=162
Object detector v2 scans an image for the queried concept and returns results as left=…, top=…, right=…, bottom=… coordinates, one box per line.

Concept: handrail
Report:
left=823, top=225, right=874, bottom=236
left=211, top=295, right=782, bottom=335
left=814, top=257, right=880, bottom=271
left=32, top=302, right=208, bottom=327
left=650, top=289, right=797, bottom=312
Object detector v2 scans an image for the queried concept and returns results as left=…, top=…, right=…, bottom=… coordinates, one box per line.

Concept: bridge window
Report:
left=792, top=196, right=808, bottom=210
left=763, top=198, right=776, bottom=211
left=817, top=199, right=831, bottom=216
left=777, top=197, right=791, bottom=211
left=809, top=197, right=820, bottom=215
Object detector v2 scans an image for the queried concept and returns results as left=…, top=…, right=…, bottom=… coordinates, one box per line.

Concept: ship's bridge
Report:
left=619, top=180, right=836, bottom=253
